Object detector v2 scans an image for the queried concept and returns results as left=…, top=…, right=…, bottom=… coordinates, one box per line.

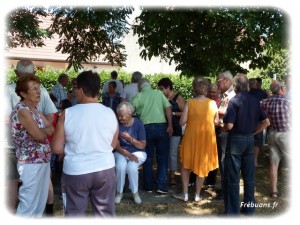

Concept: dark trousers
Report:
left=206, top=169, right=218, bottom=186
left=143, top=123, right=170, bottom=191
left=216, top=127, right=228, bottom=192
left=223, top=133, right=255, bottom=215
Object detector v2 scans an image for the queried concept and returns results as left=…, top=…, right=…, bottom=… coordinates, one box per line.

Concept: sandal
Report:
left=172, top=193, right=189, bottom=202
left=271, top=192, right=279, bottom=198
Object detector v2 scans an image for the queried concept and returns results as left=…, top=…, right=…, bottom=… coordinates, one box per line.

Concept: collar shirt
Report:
left=261, top=95, right=290, bottom=132
left=223, top=92, right=267, bottom=134
left=102, top=79, right=124, bottom=95
left=131, top=87, right=171, bottom=125
left=51, top=83, right=68, bottom=108
left=248, top=88, right=268, bottom=102
left=121, top=83, right=139, bottom=102
left=218, top=85, right=236, bottom=119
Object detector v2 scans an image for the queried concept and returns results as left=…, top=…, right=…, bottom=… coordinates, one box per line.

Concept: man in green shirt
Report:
left=131, top=78, right=173, bottom=194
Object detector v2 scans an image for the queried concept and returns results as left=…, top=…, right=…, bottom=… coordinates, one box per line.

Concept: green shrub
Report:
left=5, top=67, right=194, bottom=100
left=6, top=65, right=276, bottom=101
left=247, top=69, right=272, bottom=92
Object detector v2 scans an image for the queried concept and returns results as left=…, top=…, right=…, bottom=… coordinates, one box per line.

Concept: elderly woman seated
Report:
left=114, top=102, right=147, bottom=204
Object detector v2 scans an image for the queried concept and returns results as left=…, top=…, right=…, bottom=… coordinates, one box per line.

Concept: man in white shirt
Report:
left=121, top=71, right=142, bottom=102
left=102, top=70, right=123, bottom=95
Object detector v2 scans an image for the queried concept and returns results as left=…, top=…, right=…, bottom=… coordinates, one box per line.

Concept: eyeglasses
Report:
left=280, top=85, right=286, bottom=90
left=28, top=86, right=41, bottom=92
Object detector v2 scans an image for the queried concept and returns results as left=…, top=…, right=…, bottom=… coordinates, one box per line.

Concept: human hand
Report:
left=167, top=126, right=173, bottom=137
left=128, top=153, right=139, bottom=163
left=121, top=131, right=132, bottom=142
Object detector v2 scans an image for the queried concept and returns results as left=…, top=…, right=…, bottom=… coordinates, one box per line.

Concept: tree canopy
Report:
left=133, top=7, right=288, bottom=76
left=6, top=6, right=288, bottom=75
left=6, top=6, right=133, bottom=71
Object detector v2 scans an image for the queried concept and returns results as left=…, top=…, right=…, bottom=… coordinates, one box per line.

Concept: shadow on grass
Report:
left=52, top=146, right=290, bottom=218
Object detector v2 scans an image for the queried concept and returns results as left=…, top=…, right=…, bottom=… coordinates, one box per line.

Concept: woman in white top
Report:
left=51, top=71, right=119, bottom=217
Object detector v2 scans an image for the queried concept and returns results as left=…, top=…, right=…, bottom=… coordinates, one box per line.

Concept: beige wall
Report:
left=5, top=59, right=119, bottom=73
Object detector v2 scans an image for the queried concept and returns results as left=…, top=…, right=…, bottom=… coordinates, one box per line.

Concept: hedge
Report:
left=5, top=66, right=272, bottom=101
left=6, top=67, right=194, bottom=100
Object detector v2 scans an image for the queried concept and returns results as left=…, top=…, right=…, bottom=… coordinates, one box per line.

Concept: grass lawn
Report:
left=52, top=145, right=290, bottom=218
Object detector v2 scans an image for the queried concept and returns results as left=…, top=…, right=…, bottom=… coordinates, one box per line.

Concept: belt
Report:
left=144, top=123, right=166, bottom=126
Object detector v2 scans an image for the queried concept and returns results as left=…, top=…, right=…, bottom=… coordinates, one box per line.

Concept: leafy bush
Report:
left=6, top=66, right=276, bottom=100
left=6, top=67, right=194, bottom=100
left=247, top=69, right=272, bottom=91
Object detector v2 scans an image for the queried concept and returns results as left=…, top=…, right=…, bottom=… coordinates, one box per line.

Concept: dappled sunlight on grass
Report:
left=51, top=145, right=289, bottom=218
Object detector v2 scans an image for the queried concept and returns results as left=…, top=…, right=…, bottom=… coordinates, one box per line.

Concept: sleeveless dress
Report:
left=180, top=98, right=218, bottom=177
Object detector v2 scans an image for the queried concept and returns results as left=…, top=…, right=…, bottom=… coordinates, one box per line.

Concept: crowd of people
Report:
left=5, top=59, right=290, bottom=217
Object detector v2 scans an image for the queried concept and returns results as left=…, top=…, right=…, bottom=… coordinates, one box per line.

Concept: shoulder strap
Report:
left=173, top=93, right=179, bottom=101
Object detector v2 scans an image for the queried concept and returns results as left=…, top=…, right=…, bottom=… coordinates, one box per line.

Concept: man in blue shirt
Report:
left=249, top=78, right=269, bottom=167
left=222, top=73, right=270, bottom=215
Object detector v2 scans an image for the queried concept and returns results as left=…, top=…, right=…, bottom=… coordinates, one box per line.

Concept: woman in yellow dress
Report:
left=173, top=77, right=219, bottom=202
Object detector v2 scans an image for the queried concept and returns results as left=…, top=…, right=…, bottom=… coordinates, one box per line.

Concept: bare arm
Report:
left=254, top=118, right=270, bottom=135
left=50, top=111, right=66, bottom=155
left=214, top=111, right=220, bottom=126
left=179, top=101, right=188, bottom=126
left=222, top=122, right=233, bottom=131
left=40, top=112, right=54, bottom=136
left=44, top=113, right=54, bottom=125
left=111, top=125, right=119, bottom=150
left=120, top=131, right=146, bottom=150
left=218, top=108, right=226, bottom=120
left=174, top=94, right=185, bottom=117
left=18, top=109, right=48, bottom=142
left=115, top=142, right=139, bottom=163
left=164, top=106, right=173, bottom=136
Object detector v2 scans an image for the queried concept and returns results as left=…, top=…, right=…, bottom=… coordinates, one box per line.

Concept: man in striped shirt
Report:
left=261, top=80, right=290, bottom=199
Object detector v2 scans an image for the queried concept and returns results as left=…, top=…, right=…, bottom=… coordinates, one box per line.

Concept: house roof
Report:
left=4, top=16, right=110, bottom=65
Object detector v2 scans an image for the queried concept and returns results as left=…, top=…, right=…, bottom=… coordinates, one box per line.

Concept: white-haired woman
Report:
left=114, top=102, right=147, bottom=204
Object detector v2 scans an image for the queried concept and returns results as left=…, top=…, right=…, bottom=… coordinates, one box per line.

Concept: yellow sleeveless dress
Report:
left=180, top=98, right=219, bottom=177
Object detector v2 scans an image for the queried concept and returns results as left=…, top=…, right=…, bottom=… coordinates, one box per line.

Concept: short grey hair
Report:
left=233, top=73, right=249, bottom=93
left=192, top=77, right=209, bottom=96
left=16, top=60, right=34, bottom=74
left=131, top=71, right=143, bottom=83
left=138, top=78, right=151, bottom=90
left=116, top=101, right=135, bottom=115
left=270, top=80, right=284, bottom=94
left=223, top=70, right=233, bottom=81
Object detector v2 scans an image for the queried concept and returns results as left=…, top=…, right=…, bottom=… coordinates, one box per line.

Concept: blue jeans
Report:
left=143, top=123, right=170, bottom=191
left=223, top=133, right=255, bottom=216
